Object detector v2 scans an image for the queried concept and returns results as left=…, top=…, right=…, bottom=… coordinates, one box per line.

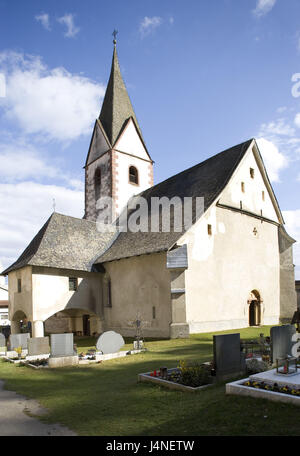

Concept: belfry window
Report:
left=94, top=168, right=101, bottom=201
left=129, top=166, right=139, bottom=185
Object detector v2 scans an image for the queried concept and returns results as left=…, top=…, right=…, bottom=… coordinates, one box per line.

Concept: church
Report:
left=2, top=40, right=297, bottom=339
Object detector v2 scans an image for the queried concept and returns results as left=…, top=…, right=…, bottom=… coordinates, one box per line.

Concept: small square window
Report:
left=207, top=224, right=212, bottom=236
left=250, top=168, right=255, bottom=179
left=17, top=279, right=21, bottom=293
left=69, top=277, right=78, bottom=291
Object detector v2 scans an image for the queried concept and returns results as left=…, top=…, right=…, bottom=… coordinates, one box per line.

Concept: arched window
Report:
left=129, top=166, right=139, bottom=185
left=94, top=168, right=101, bottom=201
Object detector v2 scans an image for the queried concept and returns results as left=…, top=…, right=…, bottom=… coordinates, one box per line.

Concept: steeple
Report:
left=99, top=38, right=144, bottom=147
left=84, top=34, right=153, bottom=222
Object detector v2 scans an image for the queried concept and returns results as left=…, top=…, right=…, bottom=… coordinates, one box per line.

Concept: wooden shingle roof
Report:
left=2, top=213, right=116, bottom=275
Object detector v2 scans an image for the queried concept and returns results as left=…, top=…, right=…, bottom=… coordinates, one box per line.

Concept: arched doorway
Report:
left=248, top=290, right=261, bottom=327
left=11, top=310, right=28, bottom=334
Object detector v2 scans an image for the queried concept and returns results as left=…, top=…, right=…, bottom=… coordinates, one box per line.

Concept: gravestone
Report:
left=28, top=337, right=50, bottom=356
left=0, top=333, right=6, bottom=353
left=213, top=333, right=245, bottom=380
left=50, top=333, right=74, bottom=357
left=96, top=331, right=125, bottom=354
left=9, top=333, right=30, bottom=350
left=270, top=325, right=296, bottom=363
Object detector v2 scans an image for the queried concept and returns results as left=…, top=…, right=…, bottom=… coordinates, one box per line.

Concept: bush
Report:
left=178, top=361, right=211, bottom=387
left=246, top=358, right=268, bottom=375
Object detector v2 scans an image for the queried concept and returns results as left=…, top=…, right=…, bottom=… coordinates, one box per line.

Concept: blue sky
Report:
left=0, top=0, right=300, bottom=278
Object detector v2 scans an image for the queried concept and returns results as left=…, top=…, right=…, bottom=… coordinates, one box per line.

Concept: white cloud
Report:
left=282, top=209, right=300, bottom=279
left=139, top=16, right=163, bottom=37
left=294, top=112, right=300, bottom=129
left=0, top=181, right=84, bottom=271
left=57, top=14, right=80, bottom=38
left=253, top=0, right=276, bottom=17
left=259, top=119, right=295, bottom=137
left=0, top=133, right=84, bottom=190
left=0, top=142, right=58, bottom=182
left=35, top=13, right=51, bottom=31
left=255, top=137, right=289, bottom=182
left=277, top=106, right=288, bottom=114
left=0, top=51, right=105, bottom=142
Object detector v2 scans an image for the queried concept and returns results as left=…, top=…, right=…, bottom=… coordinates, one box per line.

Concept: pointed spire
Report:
left=99, top=36, right=144, bottom=147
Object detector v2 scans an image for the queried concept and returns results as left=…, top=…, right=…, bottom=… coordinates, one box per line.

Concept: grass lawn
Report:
left=0, top=325, right=299, bottom=436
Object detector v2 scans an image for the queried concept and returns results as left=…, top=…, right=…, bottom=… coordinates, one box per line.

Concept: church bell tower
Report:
left=84, top=34, right=154, bottom=222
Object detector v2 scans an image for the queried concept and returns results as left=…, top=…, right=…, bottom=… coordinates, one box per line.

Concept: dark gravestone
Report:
left=50, top=333, right=74, bottom=357
left=28, top=337, right=50, bottom=356
left=270, top=325, right=296, bottom=363
left=213, top=333, right=245, bottom=380
left=9, top=333, right=30, bottom=350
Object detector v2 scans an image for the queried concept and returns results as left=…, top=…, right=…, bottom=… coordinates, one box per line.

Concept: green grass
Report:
left=0, top=326, right=299, bottom=436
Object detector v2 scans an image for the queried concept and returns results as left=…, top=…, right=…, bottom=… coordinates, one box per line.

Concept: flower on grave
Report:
left=15, top=346, right=22, bottom=355
left=244, top=381, right=250, bottom=386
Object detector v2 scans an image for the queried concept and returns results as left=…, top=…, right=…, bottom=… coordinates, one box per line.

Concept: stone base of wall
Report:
left=170, top=323, right=190, bottom=339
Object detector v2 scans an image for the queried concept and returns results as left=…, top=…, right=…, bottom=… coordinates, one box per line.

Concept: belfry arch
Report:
left=248, top=290, right=262, bottom=327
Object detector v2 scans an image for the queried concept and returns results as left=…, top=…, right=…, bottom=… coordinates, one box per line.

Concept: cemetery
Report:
left=0, top=324, right=300, bottom=435
left=0, top=329, right=144, bottom=369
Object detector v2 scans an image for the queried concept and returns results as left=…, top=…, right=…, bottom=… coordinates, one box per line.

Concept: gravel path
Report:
left=0, top=380, right=76, bottom=436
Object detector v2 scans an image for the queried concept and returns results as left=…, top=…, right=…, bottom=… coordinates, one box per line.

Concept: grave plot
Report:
left=226, top=367, right=300, bottom=406
left=138, top=363, right=215, bottom=393
left=48, top=333, right=78, bottom=368
left=139, top=333, right=248, bottom=392
left=78, top=331, right=143, bottom=364
left=226, top=324, right=300, bottom=406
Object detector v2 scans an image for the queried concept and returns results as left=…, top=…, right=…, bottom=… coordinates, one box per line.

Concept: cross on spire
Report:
left=112, top=29, right=118, bottom=45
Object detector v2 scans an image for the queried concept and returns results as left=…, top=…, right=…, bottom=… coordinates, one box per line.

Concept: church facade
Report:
left=2, top=42, right=297, bottom=338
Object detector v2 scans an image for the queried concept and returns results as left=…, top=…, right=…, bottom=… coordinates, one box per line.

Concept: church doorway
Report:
left=248, top=290, right=261, bottom=326
left=82, top=314, right=91, bottom=336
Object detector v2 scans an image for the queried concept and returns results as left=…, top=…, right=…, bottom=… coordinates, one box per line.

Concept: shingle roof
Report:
left=2, top=213, right=116, bottom=275
left=99, top=44, right=145, bottom=148
left=95, top=138, right=254, bottom=264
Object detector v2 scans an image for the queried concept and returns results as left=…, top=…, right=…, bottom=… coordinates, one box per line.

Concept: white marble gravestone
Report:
left=0, top=333, right=6, bottom=353
left=96, top=331, right=125, bottom=354
left=28, top=337, right=50, bottom=356
left=10, top=333, right=30, bottom=350
left=50, top=333, right=74, bottom=357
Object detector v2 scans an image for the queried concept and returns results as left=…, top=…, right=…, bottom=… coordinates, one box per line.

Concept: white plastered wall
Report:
left=179, top=144, right=281, bottom=333
left=113, top=119, right=153, bottom=215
